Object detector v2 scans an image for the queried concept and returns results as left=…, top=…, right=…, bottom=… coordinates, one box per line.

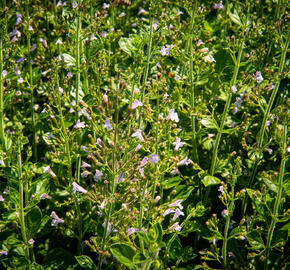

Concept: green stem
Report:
left=18, top=137, right=30, bottom=265
left=97, top=94, right=119, bottom=270
left=242, top=30, right=289, bottom=215
left=189, top=1, right=199, bottom=164
left=204, top=33, right=244, bottom=202
left=26, top=2, right=37, bottom=162
left=75, top=15, right=81, bottom=123
left=0, top=38, right=6, bottom=151
left=264, top=124, right=287, bottom=270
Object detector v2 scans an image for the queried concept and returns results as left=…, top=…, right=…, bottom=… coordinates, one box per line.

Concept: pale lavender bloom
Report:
left=0, top=251, right=8, bottom=255
left=72, top=0, right=78, bottom=8
left=160, top=46, right=170, bottom=56
left=212, top=238, right=216, bottom=245
left=15, top=67, right=21, bottom=77
left=163, top=209, right=175, bottom=216
left=177, top=157, right=192, bottom=166
left=173, top=137, right=185, bottom=150
left=30, top=43, right=36, bottom=52
left=131, top=99, right=143, bottom=109
left=128, top=228, right=139, bottom=236
left=90, top=34, right=97, bottom=41
left=141, top=156, right=149, bottom=167
left=40, top=38, right=48, bottom=47
left=169, top=222, right=182, bottom=232
left=118, top=173, right=124, bottom=183
left=0, top=195, right=4, bottom=202
left=150, top=154, right=159, bottom=164
left=50, top=211, right=64, bottom=226
left=104, top=119, right=113, bottom=130
left=100, top=31, right=107, bottom=38
left=254, top=71, right=263, bottom=83
left=173, top=208, right=184, bottom=221
left=15, top=90, right=22, bottom=96
left=16, top=57, right=25, bottom=63
left=267, top=83, right=275, bottom=91
left=203, top=54, right=216, bottom=63
left=99, top=200, right=105, bottom=209
left=266, top=148, right=273, bottom=155
left=266, top=120, right=271, bottom=127
left=55, top=38, right=62, bottom=45
left=169, top=199, right=183, bottom=209
left=135, top=144, right=142, bottom=151
left=28, top=238, right=35, bottom=245
left=94, top=170, right=103, bottom=181
left=67, top=72, right=73, bottom=79
left=16, top=13, right=22, bottom=25
left=119, top=12, right=126, bottom=17
left=56, top=1, right=63, bottom=7
left=163, top=93, right=169, bottom=99
left=214, top=1, right=224, bottom=10
left=80, top=145, right=89, bottom=152
left=200, top=47, right=209, bottom=53
left=102, top=3, right=110, bottom=9
left=40, top=193, right=49, bottom=200
left=218, top=185, right=225, bottom=194
left=43, top=166, right=57, bottom=178
left=102, top=220, right=112, bottom=236
left=0, top=158, right=5, bottom=167
left=132, top=129, right=144, bottom=142
left=231, top=85, right=237, bottom=93
left=139, top=167, right=145, bottom=178
left=166, top=109, right=179, bottom=122
left=171, top=167, right=179, bottom=175
left=132, top=22, right=137, bottom=27
left=239, top=235, right=246, bottom=240
left=72, top=182, right=87, bottom=194
left=74, top=119, right=85, bottom=129
left=79, top=107, right=92, bottom=120
left=138, top=8, right=146, bottom=15
left=197, top=39, right=204, bottom=47
left=28, top=26, right=33, bottom=31
left=81, top=161, right=91, bottom=168
left=18, top=77, right=24, bottom=84
left=221, top=209, right=229, bottom=216
left=81, top=170, right=90, bottom=178
left=152, top=19, right=158, bottom=30
left=2, top=70, right=7, bottom=78
left=96, top=138, right=103, bottom=147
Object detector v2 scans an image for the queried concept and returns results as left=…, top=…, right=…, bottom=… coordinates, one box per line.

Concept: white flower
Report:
left=81, top=161, right=91, bottom=168
left=102, top=3, right=110, bottom=9
left=99, top=200, right=105, bottom=209
left=169, top=222, right=182, bottom=232
left=163, top=209, right=175, bottom=217
left=128, top=228, right=139, bottom=236
left=177, top=157, right=192, bottom=166
left=0, top=195, right=4, bottom=202
left=203, top=54, right=216, bottom=63
left=43, top=166, right=57, bottom=178
left=160, top=46, right=170, bottom=56
left=72, top=1, right=78, bottom=8
left=199, top=47, right=209, bottom=53
left=221, top=209, right=229, bottom=216
left=197, top=39, right=204, bottom=47
left=135, top=144, right=142, bottom=151
left=55, top=38, right=62, bottom=45
left=231, top=85, right=237, bottom=93
left=132, top=129, right=144, bottom=142
left=28, top=239, right=35, bottom=245
left=254, top=71, right=263, bottom=83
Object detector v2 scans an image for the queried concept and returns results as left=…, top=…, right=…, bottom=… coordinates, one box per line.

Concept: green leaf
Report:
left=162, top=176, right=182, bottom=189
left=110, top=243, right=136, bottom=268
left=246, top=230, right=265, bottom=250
left=133, top=253, right=150, bottom=264
left=75, top=255, right=96, bottom=270
left=43, top=248, right=75, bottom=270
left=200, top=117, right=219, bottom=129
left=228, top=10, right=242, bottom=26
left=25, top=207, right=42, bottom=234
left=61, top=53, right=76, bottom=67
left=148, top=223, right=163, bottom=243
left=202, top=176, right=221, bottom=187
left=136, top=231, right=150, bottom=246
left=31, top=263, right=45, bottom=270
left=86, top=39, right=103, bottom=60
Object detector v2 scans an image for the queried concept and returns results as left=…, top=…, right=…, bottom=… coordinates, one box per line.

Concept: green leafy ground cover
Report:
left=0, top=0, right=289, bottom=269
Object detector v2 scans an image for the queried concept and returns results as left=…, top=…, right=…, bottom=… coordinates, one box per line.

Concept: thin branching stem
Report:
left=0, top=38, right=5, bottom=152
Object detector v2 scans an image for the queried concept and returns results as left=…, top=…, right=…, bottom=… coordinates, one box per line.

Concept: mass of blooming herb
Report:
left=0, top=0, right=289, bottom=269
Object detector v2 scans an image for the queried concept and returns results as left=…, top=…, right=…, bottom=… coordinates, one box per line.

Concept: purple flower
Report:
left=0, top=195, right=4, bottom=202
left=16, top=13, right=22, bottom=25
left=152, top=18, right=158, bottom=30
left=139, top=167, right=145, bottom=178
left=197, top=39, right=204, bottom=47
left=81, top=170, right=90, bottom=178
left=50, top=211, right=64, bottom=226
left=172, top=208, right=184, bottom=221
left=169, top=222, right=182, bottom=232
left=118, top=173, right=124, bottom=183
left=72, top=0, right=78, bottom=8
left=28, top=238, right=35, bottom=245
left=132, top=129, right=144, bottom=142
left=231, top=85, right=237, bottom=93
left=140, top=156, right=149, bottom=167
left=94, top=170, right=103, bottom=181
left=40, top=193, right=50, bottom=200
left=177, top=157, right=192, bottom=166
left=169, top=199, right=183, bottom=209
left=55, top=38, right=62, bottom=45
left=266, top=120, right=271, bottom=127
left=266, top=148, right=273, bottom=155
left=99, top=200, right=105, bottom=209
left=81, top=161, right=91, bottom=168
left=102, top=3, right=110, bottom=9
left=212, top=238, right=216, bottom=245
left=135, top=144, right=142, bottom=151
left=221, top=209, right=229, bottom=216
left=160, top=46, right=170, bottom=56
left=104, top=119, right=113, bottom=130
left=163, top=209, right=175, bottom=216
left=131, top=99, right=143, bottom=109
left=43, top=166, right=57, bottom=178
left=173, top=137, right=185, bottom=150
left=128, top=228, right=139, bottom=236
left=254, top=71, right=263, bottom=83
left=72, top=182, right=87, bottom=194
left=213, top=1, right=224, bottom=10
left=74, top=119, right=85, bottom=129
left=267, top=83, right=275, bottom=91
left=67, top=72, right=73, bottom=79
left=102, top=220, right=112, bottom=236
left=218, top=185, right=225, bottom=194
left=150, top=154, right=159, bottom=164
left=166, top=109, right=179, bottom=122
left=0, top=251, right=8, bottom=255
